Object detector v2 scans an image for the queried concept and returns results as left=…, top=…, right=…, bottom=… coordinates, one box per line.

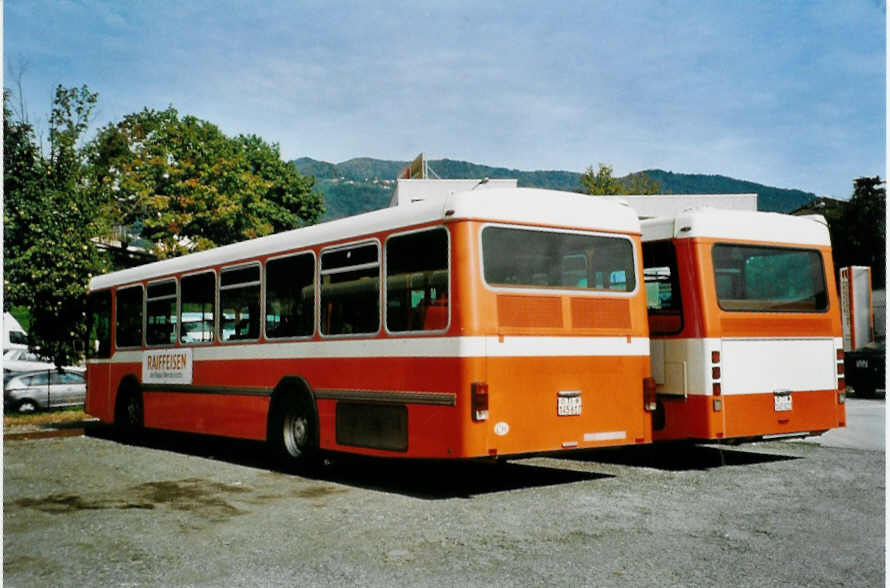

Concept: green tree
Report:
left=580, top=163, right=622, bottom=195
left=580, top=163, right=661, bottom=195
left=87, top=107, right=324, bottom=258
left=838, top=176, right=886, bottom=289
left=4, top=85, right=108, bottom=367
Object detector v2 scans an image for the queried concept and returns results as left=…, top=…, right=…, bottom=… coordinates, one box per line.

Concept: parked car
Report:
left=844, top=341, right=886, bottom=398
left=2, top=348, right=85, bottom=374
left=3, top=369, right=86, bottom=413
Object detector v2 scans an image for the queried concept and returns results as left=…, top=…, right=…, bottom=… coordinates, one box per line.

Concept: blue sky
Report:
left=4, top=0, right=885, bottom=198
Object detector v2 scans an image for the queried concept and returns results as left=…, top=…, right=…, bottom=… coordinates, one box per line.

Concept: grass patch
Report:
left=4, top=408, right=91, bottom=428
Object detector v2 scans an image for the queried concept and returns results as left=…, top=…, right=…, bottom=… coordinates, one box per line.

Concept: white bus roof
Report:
left=641, top=208, right=830, bottom=247
left=90, top=188, right=640, bottom=291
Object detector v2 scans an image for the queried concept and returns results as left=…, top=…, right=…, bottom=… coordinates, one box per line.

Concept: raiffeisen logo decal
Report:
left=143, top=349, right=193, bottom=384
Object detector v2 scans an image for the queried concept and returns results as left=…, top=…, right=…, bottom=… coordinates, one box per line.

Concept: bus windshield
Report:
left=482, top=226, right=636, bottom=292
left=712, top=244, right=828, bottom=312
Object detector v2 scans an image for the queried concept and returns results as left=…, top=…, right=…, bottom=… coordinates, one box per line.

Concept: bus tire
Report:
left=115, top=378, right=143, bottom=442
left=269, top=384, right=320, bottom=473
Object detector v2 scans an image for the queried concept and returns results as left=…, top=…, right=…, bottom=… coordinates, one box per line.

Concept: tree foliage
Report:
left=580, top=163, right=661, bottom=195
left=5, top=90, right=326, bottom=366
left=4, top=86, right=108, bottom=367
left=87, top=107, right=324, bottom=258
left=836, top=176, right=886, bottom=289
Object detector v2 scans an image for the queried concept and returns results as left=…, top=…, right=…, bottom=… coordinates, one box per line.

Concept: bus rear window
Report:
left=481, top=226, right=636, bottom=292
left=712, top=244, right=827, bottom=312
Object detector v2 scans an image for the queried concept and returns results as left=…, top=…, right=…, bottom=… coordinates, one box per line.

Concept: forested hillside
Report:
left=293, top=157, right=819, bottom=220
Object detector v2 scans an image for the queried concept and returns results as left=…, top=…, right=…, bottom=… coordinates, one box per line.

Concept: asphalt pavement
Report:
left=3, top=399, right=885, bottom=587
left=800, top=397, right=885, bottom=451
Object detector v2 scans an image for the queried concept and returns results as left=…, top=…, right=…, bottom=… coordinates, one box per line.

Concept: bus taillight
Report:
left=837, top=348, right=845, bottom=403
left=471, top=382, right=489, bottom=421
left=643, top=377, right=657, bottom=412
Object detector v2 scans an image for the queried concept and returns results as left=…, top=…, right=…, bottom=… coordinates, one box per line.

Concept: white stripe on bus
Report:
left=98, top=336, right=651, bottom=364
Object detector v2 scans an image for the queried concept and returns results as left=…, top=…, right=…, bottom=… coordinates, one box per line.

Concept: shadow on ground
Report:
left=85, top=423, right=612, bottom=499
left=85, top=423, right=801, bottom=497
left=558, top=443, right=800, bottom=471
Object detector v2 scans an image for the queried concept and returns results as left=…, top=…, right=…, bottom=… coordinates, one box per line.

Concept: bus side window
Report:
left=146, top=279, right=178, bottom=346
left=181, top=272, right=216, bottom=344
left=115, top=285, right=144, bottom=348
left=266, top=253, right=315, bottom=338
left=321, top=243, right=380, bottom=336
left=643, top=240, right=683, bottom=335
left=386, top=228, right=449, bottom=333
left=220, top=264, right=261, bottom=342
left=86, top=290, right=112, bottom=358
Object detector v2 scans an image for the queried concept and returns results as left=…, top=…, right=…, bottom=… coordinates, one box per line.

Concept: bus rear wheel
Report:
left=272, top=393, right=320, bottom=473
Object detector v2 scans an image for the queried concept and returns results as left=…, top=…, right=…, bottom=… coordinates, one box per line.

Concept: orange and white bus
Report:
left=85, top=188, right=655, bottom=467
left=641, top=209, right=846, bottom=442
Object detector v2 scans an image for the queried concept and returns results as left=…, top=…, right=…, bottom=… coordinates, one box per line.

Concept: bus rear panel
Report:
left=643, top=210, right=846, bottom=443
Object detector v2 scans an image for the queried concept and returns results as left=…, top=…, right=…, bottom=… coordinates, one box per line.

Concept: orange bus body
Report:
left=642, top=210, right=846, bottom=443
left=86, top=189, right=653, bottom=461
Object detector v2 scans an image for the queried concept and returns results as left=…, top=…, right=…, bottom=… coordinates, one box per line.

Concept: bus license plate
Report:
left=558, top=395, right=582, bottom=416
left=774, top=392, right=792, bottom=412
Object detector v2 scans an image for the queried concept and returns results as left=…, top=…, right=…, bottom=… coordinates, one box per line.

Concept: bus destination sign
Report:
left=143, top=348, right=193, bottom=384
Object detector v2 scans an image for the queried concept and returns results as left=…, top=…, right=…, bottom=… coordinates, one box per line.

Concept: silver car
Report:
left=3, top=369, right=86, bottom=413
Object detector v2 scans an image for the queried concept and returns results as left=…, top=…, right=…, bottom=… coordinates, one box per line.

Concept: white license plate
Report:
left=558, top=395, right=582, bottom=416
left=774, top=393, right=792, bottom=412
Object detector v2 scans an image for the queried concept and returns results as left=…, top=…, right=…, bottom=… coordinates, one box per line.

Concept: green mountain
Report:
left=294, top=157, right=819, bottom=220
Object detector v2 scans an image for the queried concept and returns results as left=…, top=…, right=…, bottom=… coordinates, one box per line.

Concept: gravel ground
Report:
left=3, top=424, right=885, bottom=587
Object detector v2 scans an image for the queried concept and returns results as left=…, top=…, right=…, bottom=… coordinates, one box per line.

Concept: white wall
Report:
left=599, top=193, right=757, bottom=218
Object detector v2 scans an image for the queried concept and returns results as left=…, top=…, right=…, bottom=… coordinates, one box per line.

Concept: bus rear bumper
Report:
left=653, top=388, right=845, bottom=443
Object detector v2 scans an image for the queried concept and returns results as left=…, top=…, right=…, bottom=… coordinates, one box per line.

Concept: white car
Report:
left=2, top=349, right=85, bottom=374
